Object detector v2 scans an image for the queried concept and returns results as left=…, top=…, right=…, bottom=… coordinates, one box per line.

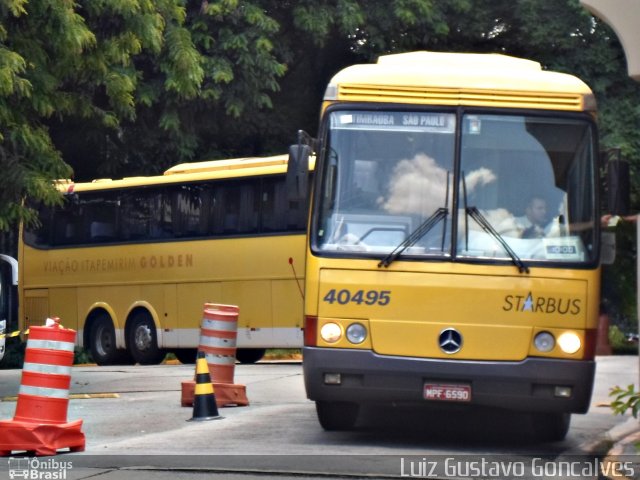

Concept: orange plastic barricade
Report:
left=0, top=317, right=85, bottom=456
left=199, top=303, right=239, bottom=383
left=181, top=304, right=248, bottom=408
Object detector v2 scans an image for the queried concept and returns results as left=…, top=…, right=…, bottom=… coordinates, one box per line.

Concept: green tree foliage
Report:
left=610, top=384, right=640, bottom=418
left=48, top=0, right=205, bottom=178
left=0, top=0, right=202, bottom=228
left=52, top=0, right=286, bottom=179
left=0, top=0, right=86, bottom=229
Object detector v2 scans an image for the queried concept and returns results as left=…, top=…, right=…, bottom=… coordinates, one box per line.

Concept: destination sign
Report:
left=333, top=111, right=455, bottom=133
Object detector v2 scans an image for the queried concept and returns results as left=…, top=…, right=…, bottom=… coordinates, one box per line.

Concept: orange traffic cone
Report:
left=188, top=351, right=222, bottom=421
left=0, top=317, right=85, bottom=456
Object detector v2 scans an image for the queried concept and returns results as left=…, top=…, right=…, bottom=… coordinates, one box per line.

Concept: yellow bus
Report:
left=19, top=154, right=308, bottom=365
left=290, top=51, right=616, bottom=441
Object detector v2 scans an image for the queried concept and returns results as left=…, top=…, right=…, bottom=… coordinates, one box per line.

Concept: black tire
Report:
left=316, top=401, right=359, bottom=431
left=127, top=312, right=165, bottom=365
left=174, top=348, right=197, bottom=364
left=235, top=348, right=266, bottom=364
left=530, top=412, right=571, bottom=442
left=89, top=314, right=120, bottom=366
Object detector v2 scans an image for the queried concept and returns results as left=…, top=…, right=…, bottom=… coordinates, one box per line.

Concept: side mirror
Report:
left=286, top=132, right=312, bottom=202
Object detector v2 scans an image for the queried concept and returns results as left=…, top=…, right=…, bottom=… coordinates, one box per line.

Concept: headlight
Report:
left=320, top=322, right=342, bottom=343
left=346, top=323, right=367, bottom=344
left=534, top=332, right=555, bottom=352
left=558, top=332, right=581, bottom=354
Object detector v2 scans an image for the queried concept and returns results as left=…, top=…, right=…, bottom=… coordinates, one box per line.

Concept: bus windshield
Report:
left=313, top=109, right=597, bottom=266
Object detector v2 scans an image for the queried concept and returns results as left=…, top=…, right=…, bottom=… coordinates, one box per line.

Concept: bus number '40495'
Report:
left=322, top=289, right=391, bottom=306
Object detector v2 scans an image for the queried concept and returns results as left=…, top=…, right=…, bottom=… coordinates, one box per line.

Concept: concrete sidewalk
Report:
left=597, top=414, right=640, bottom=479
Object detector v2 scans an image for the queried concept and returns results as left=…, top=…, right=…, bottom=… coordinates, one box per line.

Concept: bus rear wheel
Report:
left=236, top=348, right=266, bottom=364
left=316, top=401, right=359, bottom=431
left=128, top=313, right=165, bottom=365
left=89, top=315, right=124, bottom=366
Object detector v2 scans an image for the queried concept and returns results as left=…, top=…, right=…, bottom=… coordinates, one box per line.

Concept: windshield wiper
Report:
left=378, top=208, right=448, bottom=268
left=466, top=206, right=529, bottom=274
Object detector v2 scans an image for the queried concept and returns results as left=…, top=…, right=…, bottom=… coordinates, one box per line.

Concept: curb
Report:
left=581, top=417, right=640, bottom=454
left=594, top=418, right=640, bottom=480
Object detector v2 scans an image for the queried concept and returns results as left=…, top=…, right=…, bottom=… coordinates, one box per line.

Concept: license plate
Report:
left=424, top=383, right=472, bottom=402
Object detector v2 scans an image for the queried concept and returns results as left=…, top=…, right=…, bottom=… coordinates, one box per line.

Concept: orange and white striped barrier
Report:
left=199, top=303, right=239, bottom=383
left=181, top=303, right=248, bottom=408
left=0, top=317, right=85, bottom=456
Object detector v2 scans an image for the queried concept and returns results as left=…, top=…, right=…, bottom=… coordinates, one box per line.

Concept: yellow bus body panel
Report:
left=20, top=234, right=305, bottom=348
left=307, top=255, right=598, bottom=361
left=323, top=51, right=595, bottom=112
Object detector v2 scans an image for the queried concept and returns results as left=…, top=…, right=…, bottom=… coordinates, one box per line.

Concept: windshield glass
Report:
left=313, top=109, right=597, bottom=266
left=458, top=114, right=596, bottom=264
left=314, top=110, right=456, bottom=256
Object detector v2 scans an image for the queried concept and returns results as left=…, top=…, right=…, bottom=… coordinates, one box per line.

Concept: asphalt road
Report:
left=0, top=355, right=638, bottom=479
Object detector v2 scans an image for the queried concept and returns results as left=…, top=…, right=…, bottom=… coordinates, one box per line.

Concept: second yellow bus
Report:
left=20, top=154, right=308, bottom=365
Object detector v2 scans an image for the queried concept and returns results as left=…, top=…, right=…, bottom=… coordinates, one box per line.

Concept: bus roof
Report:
left=324, top=51, right=595, bottom=111
left=62, top=154, right=291, bottom=193
left=164, top=154, right=288, bottom=175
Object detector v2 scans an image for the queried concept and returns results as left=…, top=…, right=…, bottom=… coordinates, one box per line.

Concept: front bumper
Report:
left=303, top=347, right=595, bottom=413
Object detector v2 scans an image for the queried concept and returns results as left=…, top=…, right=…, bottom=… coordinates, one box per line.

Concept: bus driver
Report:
left=515, top=196, right=551, bottom=239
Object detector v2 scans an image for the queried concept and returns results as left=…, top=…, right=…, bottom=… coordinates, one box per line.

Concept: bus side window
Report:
left=238, top=179, right=259, bottom=234
left=90, top=221, right=115, bottom=241
left=171, top=185, right=202, bottom=238
left=52, top=199, right=86, bottom=246
left=82, top=192, right=119, bottom=244
left=53, top=214, right=75, bottom=245
left=261, top=176, right=288, bottom=232
left=220, top=183, right=240, bottom=233
left=198, top=186, right=213, bottom=235
left=224, top=213, right=238, bottom=232
left=121, top=191, right=153, bottom=240
left=23, top=202, right=51, bottom=247
left=209, top=187, right=224, bottom=235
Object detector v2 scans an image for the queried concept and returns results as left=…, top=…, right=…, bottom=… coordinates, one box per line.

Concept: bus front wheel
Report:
left=316, top=401, right=359, bottom=431
left=128, top=313, right=165, bottom=365
left=89, top=315, right=120, bottom=366
left=530, top=412, right=571, bottom=442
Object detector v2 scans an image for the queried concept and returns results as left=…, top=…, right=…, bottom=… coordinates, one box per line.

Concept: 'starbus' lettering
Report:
left=503, top=292, right=581, bottom=315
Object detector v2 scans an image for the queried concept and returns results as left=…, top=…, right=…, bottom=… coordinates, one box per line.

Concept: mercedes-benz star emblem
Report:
left=439, top=328, right=463, bottom=354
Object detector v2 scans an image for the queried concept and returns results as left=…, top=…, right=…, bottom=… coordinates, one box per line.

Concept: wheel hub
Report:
left=134, top=325, right=152, bottom=351
left=96, top=325, right=113, bottom=357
